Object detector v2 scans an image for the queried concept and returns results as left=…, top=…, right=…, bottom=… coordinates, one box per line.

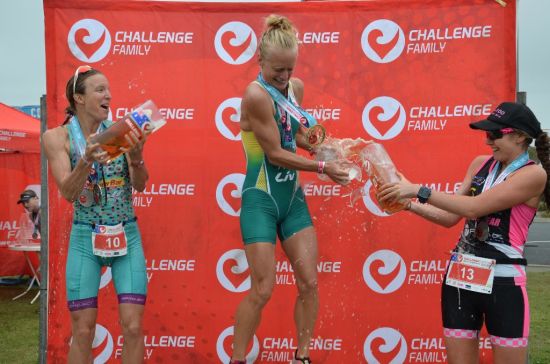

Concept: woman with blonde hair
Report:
left=229, top=14, right=350, bottom=364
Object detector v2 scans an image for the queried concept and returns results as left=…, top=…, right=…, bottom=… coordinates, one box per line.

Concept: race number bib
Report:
left=92, top=223, right=128, bottom=258
left=446, top=253, right=495, bottom=294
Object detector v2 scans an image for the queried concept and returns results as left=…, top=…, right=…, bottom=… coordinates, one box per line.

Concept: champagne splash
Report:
left=314, top=137, right=410, bottom=213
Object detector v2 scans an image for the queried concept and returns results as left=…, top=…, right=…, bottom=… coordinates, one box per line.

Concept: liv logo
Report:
left=68, top=19, right=111, bottom=63
left=361, top=19, right=405, bottom=63
left=214, top=21, right=257, bottom=65
left=362, top=96, right=406, bottom=140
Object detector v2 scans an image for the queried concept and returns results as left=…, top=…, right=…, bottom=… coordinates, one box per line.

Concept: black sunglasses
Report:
left=485, top=128, right=515, bottom=141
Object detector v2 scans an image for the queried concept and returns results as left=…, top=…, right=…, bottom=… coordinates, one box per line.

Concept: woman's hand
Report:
left=84, top=134, right=109, bottom=165
left=120, top=129, right=150, bottom=162
left=377, top=172, right=419, bottom=203
left=324, top=160, right=354, bottom=186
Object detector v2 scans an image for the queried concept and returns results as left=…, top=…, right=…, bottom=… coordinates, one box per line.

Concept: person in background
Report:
left=378, top=102, right=549, bottom=364
left=16, top=189, right=41, bottom=240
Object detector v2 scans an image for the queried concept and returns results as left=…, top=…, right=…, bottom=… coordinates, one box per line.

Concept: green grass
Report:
left=527, top=271, right=550, bottom=364
left=0, top=273, right=548, bottom=363
left=0, top=284, right=39, bottom=364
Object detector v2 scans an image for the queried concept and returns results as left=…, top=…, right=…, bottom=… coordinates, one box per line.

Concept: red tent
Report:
left=0, top=102, right=41, bottom=153
left=0, top=103, right=41, bottom=276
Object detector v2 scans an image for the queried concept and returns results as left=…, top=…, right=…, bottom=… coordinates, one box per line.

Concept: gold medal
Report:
left=305, top=124, right=326, bottom=148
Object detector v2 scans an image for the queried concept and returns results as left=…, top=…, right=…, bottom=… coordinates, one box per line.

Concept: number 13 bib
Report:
left=446, top=252, right=495, bottom=294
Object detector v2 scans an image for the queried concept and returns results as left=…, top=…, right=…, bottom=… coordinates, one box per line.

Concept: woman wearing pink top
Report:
left=378, top=102, right=549, bottom=364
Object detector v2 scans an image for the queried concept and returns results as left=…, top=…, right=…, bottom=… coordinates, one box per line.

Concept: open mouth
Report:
left=100, top=104, right=109, bottom=111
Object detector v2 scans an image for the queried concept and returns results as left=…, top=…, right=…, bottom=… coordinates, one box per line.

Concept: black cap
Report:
left=469, top=102, right=542, bottom=138
left=17, top=189, right=37, bottom=204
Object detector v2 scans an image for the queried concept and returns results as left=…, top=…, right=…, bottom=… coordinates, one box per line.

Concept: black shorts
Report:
left=441, top=276, right=529, bottom=344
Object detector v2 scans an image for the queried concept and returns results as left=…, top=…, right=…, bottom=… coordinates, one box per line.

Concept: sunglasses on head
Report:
left=72, top=65, right=93, bottom=94
left=485, top=128, right=515, bottom=141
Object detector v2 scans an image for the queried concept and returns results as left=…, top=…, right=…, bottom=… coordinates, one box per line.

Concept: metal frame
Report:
left=39, top=94, right=48, bottom=364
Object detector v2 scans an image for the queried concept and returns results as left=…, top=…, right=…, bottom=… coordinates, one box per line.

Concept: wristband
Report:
left=317, top=161, right=326, bottom=174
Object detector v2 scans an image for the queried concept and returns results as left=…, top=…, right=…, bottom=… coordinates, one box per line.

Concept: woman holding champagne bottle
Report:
left=43, top=66, right=150, bottom=363
left=377, top=102, right=550, bottom=364
left=229, top=14, right=351, bottom=364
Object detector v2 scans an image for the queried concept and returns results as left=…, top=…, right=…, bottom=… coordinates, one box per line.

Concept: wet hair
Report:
left=258, top=14, right=299, bottom=60
left=535, top=131, right=550, bottom=208
left=62, top=68, right=103, bottom=124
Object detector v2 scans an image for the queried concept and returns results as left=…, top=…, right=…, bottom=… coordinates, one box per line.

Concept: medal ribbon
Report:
left=462, top=151, right=530, bottom=245
left=256, top=73, right=318, bottom=128
left=69, top=116, right=106, bottom=204
left=482, top=152, right=529, bottom=192
left=459, top=152, right=529, bottom=247
left=68, top=116, right=87, bottom=160
left=68, top=116, right=104, bottom=167
left=256, top=73, right=319, bottom=149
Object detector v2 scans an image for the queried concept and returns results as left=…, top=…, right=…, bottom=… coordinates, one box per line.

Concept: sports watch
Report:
left=417, top=186, right=432, bottom=204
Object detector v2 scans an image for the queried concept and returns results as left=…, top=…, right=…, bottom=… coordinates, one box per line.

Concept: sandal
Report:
left=292, top=349, right=312, bottom=364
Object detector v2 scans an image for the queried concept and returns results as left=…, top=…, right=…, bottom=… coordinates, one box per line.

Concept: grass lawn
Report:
left=0, top=284, right=39, bottom=364
left=527, top=270, right=550, bottom=364
left=0, top=272, right=548, bottom=363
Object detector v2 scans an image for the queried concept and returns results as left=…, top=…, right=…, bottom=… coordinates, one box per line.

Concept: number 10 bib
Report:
left=92, top=223, right=128, bottom=258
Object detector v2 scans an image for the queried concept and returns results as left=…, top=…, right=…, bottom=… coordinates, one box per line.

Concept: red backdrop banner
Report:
left=44, top=0, right=515, bottom=362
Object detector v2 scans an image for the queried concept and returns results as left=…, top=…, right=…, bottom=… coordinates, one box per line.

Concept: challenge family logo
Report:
left=70, top=324, right=114, bottom=363
left=92, top=324, right=114, bottom=363
left=99, top=267, right=112, bottom=289
left=216, top=326, right=260, bottom=363
left=361, top=20, right=405, bottom=63
left=216, top=173, right=245, bottom=216
left=364, top=327, right=408, bottom=364
left=68, top=19, right=111, bottom=63
left=362, top=96, right=406, bottom=140
left=216, top=98, right=242, bottom=141
left=216, top=249, right=251, bottom=293
left=363, top=249, right=406, bottom=294
left=361, top=180, right=389, bottom=217
left=215, top=21, right=257, bottom=65
left=70, top=323, right=114, bottom=363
